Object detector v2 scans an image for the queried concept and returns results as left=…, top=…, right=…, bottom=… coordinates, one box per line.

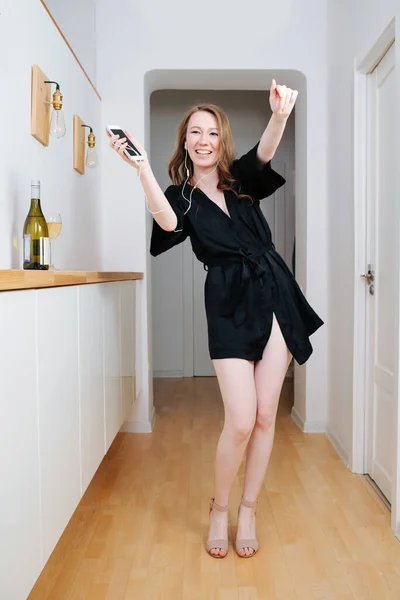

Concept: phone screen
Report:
left=109, top=128, right=141, bottom=157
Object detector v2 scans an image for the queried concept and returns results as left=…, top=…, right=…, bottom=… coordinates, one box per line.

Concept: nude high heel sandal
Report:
left=206, top=498, right=229, bottom=558
left=236, top=497, right=259, bottom=558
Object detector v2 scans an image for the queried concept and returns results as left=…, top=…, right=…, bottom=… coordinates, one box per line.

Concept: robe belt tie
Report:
left=204, top=246, right=277, bottom=327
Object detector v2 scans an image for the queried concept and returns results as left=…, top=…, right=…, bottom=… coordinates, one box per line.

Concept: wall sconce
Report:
left=73, top=115, right=98, bottom=174
left=44, top=80, right=66, bottom=139
left=31, top=65, right=66, bottom=146
left=81, top=125, right=98, bottom=168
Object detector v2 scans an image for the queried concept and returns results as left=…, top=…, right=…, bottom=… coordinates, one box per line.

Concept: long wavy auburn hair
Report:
left=167, top=104, right=250, bottom=200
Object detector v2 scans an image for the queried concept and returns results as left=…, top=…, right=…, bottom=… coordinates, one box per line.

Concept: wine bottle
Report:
left=22, top=180, right=49, bottom=270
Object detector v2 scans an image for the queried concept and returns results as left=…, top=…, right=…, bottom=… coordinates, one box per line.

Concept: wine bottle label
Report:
left=23, top=234, right=31, bottom=263
left=40, top=237, right=50, bottom=266
left=25, top=237, right=49, bottom=266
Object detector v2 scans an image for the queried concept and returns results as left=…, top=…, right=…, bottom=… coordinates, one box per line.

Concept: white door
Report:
left=364, top=42, right=397, bottom=503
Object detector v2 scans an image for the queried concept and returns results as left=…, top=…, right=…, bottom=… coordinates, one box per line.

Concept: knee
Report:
left=228, top=417, right=255, bottom=444
left=255, top=408, right=276, bottom=432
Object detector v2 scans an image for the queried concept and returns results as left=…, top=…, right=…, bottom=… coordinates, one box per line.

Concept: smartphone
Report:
left=106, top=125, right=145, bottom=161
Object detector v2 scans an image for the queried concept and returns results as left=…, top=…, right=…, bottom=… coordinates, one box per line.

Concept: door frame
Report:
left=352, top=19, right=399, bottom=536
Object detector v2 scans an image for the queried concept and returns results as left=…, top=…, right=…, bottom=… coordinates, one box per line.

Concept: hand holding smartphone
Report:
left=106, top=125, right=146, bottom=162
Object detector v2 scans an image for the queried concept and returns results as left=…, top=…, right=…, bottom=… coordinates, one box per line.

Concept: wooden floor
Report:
left=28, top=377, right=400, bottom=600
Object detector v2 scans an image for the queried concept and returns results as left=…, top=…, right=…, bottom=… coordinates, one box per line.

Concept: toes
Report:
left=210, top=547, right=226, bottom=557
left=238, top=546, right=255, bottom=557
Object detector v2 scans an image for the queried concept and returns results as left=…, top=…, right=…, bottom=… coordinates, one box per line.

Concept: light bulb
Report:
left=86, top=147, right=98, bottom=168
left=50, top=109, right=66, bottom=138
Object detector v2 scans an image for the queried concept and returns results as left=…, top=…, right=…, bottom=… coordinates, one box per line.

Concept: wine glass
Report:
left=46, top=214, right=62, bottom=270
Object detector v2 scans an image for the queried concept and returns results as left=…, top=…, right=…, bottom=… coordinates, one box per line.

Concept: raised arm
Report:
left=257, top=80, right=298, bottom=164
left=107, top=130, right=177, bottom=232
left=137, top=165, right=178, bottom=232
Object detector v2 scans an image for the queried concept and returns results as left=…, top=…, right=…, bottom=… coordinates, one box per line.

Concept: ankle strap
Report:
left=210, top=497, right=229, bottom=512
left=240, top=497, right=258, bottom=509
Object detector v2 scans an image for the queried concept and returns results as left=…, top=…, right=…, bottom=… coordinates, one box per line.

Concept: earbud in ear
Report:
left=184, top=144, right=189, bottom=176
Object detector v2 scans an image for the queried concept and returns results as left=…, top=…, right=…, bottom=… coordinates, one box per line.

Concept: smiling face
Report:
left=185, top=110, right=220, bottom=170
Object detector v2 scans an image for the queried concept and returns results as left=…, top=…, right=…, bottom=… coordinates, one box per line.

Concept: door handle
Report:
left=361, top=265, right=375, bottom=286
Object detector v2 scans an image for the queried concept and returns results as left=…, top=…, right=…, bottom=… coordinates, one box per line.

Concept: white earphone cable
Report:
left=139, top=148, right=218, bottom=233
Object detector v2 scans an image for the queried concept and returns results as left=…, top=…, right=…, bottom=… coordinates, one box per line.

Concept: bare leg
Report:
left=236, top=314, right=292, bottom=556
left=207, top=358, right=257, bottom=557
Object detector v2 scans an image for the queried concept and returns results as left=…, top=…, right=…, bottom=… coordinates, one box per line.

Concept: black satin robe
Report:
left=150, top=143, right=324, bottom=364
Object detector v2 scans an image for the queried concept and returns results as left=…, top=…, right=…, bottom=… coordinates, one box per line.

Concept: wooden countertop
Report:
left=0, top=270, right=144, bottom=292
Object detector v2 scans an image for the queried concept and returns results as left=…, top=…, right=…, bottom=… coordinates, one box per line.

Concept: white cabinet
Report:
left=103, top=283, right=122, bottom=451
left=0, top=291, right=42, bottom=600
left=121, top=281, right=136, bottom=422
left=0, top=280, right=137, bottom=600
left=37, top=287, right=81, bottom=565
left=78, top=284, right=105, bottom=494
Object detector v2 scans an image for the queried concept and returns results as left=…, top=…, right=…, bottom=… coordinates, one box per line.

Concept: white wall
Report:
left=150, top=89, right=295, bottom=376
left=96, top=0, right=329, bottom=432
left=40, top=0, right=97, bottom=85
left=0, top=0, right=102, bottom=271
left=327, top=3, right=400, bottom=459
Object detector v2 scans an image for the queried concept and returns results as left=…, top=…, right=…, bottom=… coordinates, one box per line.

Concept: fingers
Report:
left=108, top=133, right=118, bottom=148
left=284, top=90, right=292, bottom=109
left=109, top=135, right=131, bottom=166
left=271, top=79, right=298, bottom=114
left=109, top=134, right=127, bottom=155
left=118, top=143, right=128, bottom=156
left=274, top=83, right=298, bottom=98
left=107, top=131, right=147, bottom=171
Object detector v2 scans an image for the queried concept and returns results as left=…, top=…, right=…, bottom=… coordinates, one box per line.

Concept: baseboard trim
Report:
left=153, top=370, right=184, bottom=378
left=120, top=405, right=156, bottom=433
left=325, top=427, right=350, bottom=468
left=291, top=406, right=304, bottom=430
left=291, top=406, right=327, bottom=433
left=292, top=408, right=351, bottom=467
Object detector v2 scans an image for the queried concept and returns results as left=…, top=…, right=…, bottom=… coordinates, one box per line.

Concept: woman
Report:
left=108, top=80, right=324, bottom=559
